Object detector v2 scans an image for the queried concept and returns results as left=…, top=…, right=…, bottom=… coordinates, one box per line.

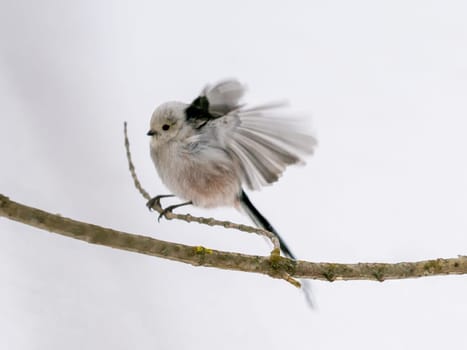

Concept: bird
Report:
left=146, top=79, right=317, bottom=260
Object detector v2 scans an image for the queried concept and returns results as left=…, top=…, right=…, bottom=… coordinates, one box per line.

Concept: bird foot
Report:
left=157, top=204, right=177, bottom=222
left=157, top=201, right=193, bottom=222
left=146, top=194, right=174, bottom=211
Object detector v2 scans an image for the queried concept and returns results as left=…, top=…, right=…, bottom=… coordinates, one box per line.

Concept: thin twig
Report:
left=124, top=122, right=151, bottom=200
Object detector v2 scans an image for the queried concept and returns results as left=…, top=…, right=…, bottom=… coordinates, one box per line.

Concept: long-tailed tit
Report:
left=146, top=79, right=317, bottom=260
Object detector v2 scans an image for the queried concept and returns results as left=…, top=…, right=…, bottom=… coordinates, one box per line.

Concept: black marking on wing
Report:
left=185, top=95, right=220, bottom=129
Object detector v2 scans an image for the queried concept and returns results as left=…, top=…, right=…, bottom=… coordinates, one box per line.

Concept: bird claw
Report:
left=146, top=195, right=192, bottom=222
left=157, top=201, right=193, bottom=222
left=157, top=206, right=175, bottom=222
left=146, top=194, right=174, bottom=211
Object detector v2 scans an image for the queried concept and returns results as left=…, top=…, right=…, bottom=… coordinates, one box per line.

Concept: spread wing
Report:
left=185, top=79, right=317, bottom=191
left=223, top=104, right=316, bottom=190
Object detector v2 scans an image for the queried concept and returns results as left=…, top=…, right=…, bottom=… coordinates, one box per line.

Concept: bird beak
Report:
left=147, top=130, right=156, bottom=136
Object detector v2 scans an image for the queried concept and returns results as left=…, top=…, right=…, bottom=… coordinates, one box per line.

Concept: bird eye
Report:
left=162, top=124, right=170, bottom=131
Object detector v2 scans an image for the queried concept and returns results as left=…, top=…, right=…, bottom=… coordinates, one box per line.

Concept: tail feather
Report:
left=239, top=190, right=315, bottom=308
left=239, top=190, right=296, bottom=260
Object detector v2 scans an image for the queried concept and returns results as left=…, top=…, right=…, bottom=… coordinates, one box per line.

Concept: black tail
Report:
left=239, top=190, right=296, bottom=259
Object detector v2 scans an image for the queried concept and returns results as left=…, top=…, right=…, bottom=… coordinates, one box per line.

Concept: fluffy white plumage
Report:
left=148, top=79, right=317, bottom=208
left=148, top=79, right=317, bottom=306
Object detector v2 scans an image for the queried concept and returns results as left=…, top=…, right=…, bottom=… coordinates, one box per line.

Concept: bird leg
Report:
left=146, top=194, right=175, bottom=211
left=158, top=201, right=193, bottom=222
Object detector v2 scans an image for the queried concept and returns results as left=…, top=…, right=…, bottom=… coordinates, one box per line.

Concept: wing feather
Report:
left=192, top=79, right=317, bottom=191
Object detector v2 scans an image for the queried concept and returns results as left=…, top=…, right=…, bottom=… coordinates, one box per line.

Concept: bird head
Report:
left=147, top=101, right=187, bottom=148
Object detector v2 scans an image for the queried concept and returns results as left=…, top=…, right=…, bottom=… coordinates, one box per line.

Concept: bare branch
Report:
left=1, top=122, right=464, bottom=285
left=1, top=193, right=466, bottom=282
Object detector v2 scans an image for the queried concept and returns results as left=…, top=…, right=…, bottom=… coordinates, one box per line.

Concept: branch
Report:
left=1, top=194, right=466, bottom=282
left=1, top=122, right=465, bottom=285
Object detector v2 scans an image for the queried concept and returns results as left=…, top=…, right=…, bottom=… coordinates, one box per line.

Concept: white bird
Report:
left=147, top=79, right=317, bottom=260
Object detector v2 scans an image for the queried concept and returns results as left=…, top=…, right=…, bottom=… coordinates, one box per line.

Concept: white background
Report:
left=1, top=1, right=466, bottom=349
